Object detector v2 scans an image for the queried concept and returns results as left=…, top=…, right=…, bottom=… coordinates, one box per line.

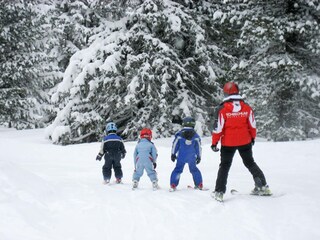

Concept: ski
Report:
left=231, top=189, right=271, bottom=196
left=187, top=185, right=209, bottom=191
left=230, top=189, right=285, bottom=198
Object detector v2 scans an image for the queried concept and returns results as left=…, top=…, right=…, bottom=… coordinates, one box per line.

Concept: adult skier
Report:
left=170, top=117, right=203, bottom=191
left=132, top=128, right=159, bottom=190
left=211, top=82, right=271, bottom=202
left=96, top=122, right=126, bottom=184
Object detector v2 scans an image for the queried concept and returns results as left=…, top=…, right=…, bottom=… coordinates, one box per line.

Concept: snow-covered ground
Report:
left=1, top=127, right=320, bottom=240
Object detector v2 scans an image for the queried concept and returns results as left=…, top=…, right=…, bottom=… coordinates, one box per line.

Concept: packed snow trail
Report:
left=1, top=128, right=320, bottom=240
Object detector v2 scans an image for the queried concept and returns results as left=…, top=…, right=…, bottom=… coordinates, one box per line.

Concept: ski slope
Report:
left=1, top=128, right=320, bottom=240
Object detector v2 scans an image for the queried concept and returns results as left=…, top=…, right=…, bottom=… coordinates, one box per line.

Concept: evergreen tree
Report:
left=40, top=0, right=103, bottom=125
left=2, top=0, right=319, bottom=143
left=209, top=0, right=320, bottom=140
left=0, top=1, right=45, bottom=128
left=47, top=0, right=226, bottom=144
left=283, top=0, right=320, bottom=139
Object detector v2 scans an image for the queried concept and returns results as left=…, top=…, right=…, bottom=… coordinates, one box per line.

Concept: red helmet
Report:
left=223, top=82, right=239, bottom=95
left=140, top=128, right=152, bottom=140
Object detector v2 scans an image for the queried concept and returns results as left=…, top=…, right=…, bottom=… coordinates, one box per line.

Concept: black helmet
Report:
left=182, top=116, right=195, bottom=128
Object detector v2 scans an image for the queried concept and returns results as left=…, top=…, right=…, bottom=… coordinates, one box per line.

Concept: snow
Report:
left=213, top=10, right=223, bottom=20
left=239, top=60, right=248, bottom=69
left=50, top=125, right=70, bottom=143
left=168, top=15, right=181, bottom=32
left=1, top=127, right=320, bottom=240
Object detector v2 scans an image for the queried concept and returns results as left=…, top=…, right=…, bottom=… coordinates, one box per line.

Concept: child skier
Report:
left=170, top=116, right=203, bottom=191
left=211, top=81, right=271, bottom=202
left=96, top=122, right=126, bottom=184
left=132, top=128, right=159, bottom=190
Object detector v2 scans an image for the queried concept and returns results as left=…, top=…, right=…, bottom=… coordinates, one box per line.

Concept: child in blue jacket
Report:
left=96, top=122, right=126, bottom=184
left=132, top=128, right=159, bottom=190
left=170, top=117, right=203, bottom=191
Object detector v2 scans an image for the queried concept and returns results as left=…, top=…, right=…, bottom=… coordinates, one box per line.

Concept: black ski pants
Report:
left=215, top=143, right=267, bottom=193
left=102, top=155, right=122, bottom=180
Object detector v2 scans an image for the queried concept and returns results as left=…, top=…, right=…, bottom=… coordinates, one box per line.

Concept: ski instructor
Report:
left=211, top=81, right=271, bottom=202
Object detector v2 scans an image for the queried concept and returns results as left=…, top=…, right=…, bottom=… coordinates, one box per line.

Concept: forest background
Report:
left=1, top=0, right=319, bottom=144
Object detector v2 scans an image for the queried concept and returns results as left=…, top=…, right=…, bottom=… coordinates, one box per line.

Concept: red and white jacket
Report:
left=212, top=95, right=256, bottom=147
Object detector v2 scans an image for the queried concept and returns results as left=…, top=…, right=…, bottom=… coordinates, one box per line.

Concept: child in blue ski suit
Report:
left=96, top=122, right=126, bottom=184
left=132, top=128, right=159, bottom=190
left=170, top=117, right=203, bottom=190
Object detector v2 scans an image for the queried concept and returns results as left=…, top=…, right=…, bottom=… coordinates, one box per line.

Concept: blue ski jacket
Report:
left=98, top=133, right=126, bottom=160
left=171, top=127, right=201, bottom=162
left=134, top=138, right=158, bottom=166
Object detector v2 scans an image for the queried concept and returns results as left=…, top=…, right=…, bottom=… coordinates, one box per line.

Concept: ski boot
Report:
left=152, top=180, right=159, bottom=190
left=116, top=178, right=122, bottom=184
left=194, top=183, right=203, bottom=190
left=211, top=191, right=224, bottom=202
left=169, top=184, right=177, bottom=192
left=252, top=177, right=272, bottom=196
left=103, top=179, right=110, bottom=185
left=132, top=180, right=139, bottom=190
left=251, top=185, right=272, bottom=196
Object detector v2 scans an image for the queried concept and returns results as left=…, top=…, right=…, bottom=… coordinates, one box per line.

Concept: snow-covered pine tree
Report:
left=45, top=0, right=129, bottom=144
left=52, top=0, right=99, bottom=69
left=283, top=0, right=320, bottom=139
left=0, top=1, right=46, bottom=128
left=47, top=0, right=227, bottom=144
left=40, top=0, right=104, bottom=124
left=209, top=0, right=320, bottom=140
left=31, top=0, right=65, bottom=126
left=4, top=0, right=318, bottom=143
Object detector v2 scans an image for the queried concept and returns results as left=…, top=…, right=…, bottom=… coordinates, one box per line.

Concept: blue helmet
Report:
left=182, top=117, right=195, bottom=128
left=106, top=122, right=117, bottom=133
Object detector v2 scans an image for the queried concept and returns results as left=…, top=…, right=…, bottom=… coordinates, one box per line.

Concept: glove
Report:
left=251, top=138, right=255, bottom=146
left=121, top=153, right=126, bottom=159
left=196, top=157, right=201, bottom=164
left=171, top=154, right=176, bottom=162
left=96, top=154, right=102, bottom=161
left=211, top=144, right=219, bottom=152
left=153, top=162, right=157, bottom=169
